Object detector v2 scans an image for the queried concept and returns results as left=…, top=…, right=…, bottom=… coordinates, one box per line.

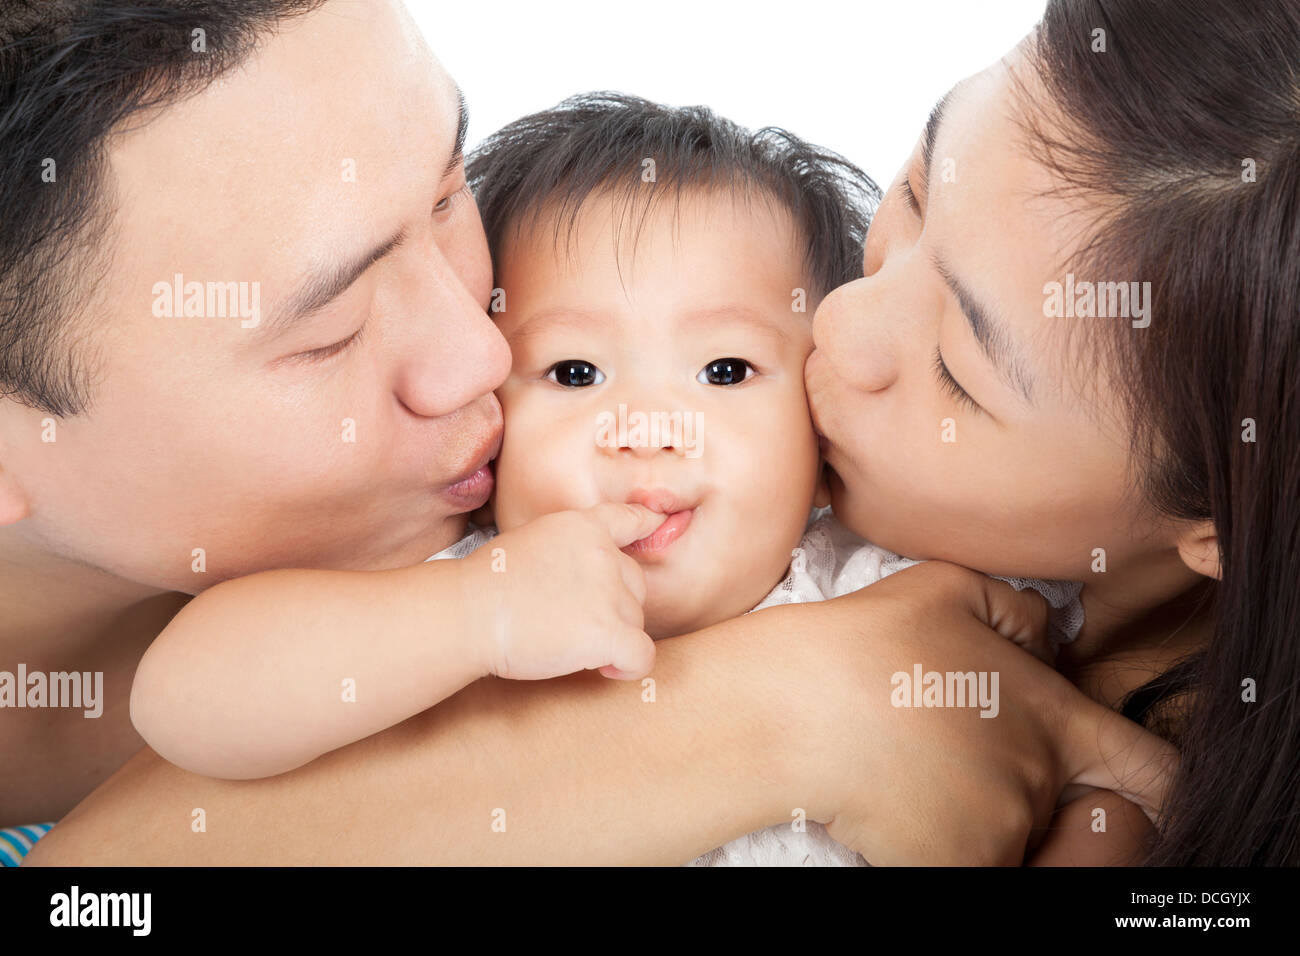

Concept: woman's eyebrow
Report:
left=919, top=87, right=955, bottom=193
left=929, top=250, right=1036, bottom=404
left=918, top=75, right=984, bottom=195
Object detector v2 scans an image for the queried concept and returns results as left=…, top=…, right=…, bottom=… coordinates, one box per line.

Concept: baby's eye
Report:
left=546, top=359, right=606, bottom=387
left=697, top=358, right=754, bottom=386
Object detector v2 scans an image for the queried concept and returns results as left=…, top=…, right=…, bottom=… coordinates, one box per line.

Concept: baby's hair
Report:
left=467, top=91, right=881, bottom=298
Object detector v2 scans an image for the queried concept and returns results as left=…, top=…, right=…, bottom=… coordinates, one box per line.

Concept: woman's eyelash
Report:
left=932, top=347, right=982, bottom=414
left=901, top=176, right=921, bottom=213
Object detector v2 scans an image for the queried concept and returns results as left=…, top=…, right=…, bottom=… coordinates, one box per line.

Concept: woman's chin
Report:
left=824, top=465, right=881, bottom=545
left=824, top=461, right=850, bottom=513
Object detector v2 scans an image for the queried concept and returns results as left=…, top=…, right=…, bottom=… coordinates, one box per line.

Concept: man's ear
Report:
left=0, top=464, right=31, bottom=526
left=812, top=461, right=832, bottom=510
left=1176, top=520, right=1221, bottom=580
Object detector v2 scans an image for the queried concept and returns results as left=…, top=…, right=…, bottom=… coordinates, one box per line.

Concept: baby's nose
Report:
left=594, top=406, right=704, bottom=459
left=624, top=438, right=676, bottom=458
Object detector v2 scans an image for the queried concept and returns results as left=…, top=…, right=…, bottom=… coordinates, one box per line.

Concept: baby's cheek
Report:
left=492, top=443, right=550, bottom=531
left=725, top=395, right=818, bottom=524
left=492, top=420, right=596, bottom=530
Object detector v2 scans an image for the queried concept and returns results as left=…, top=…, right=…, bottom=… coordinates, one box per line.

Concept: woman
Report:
left=28, top=0, right=1297, bottom=866
left=808, top=0, right=1298, bottom=864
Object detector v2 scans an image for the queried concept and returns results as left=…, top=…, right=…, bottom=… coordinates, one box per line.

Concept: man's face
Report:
left=0, top=0, right=509, bottom=591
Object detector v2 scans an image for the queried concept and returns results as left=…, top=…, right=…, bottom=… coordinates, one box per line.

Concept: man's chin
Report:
left=401, top=514, right=472, bottom=564
left=335, top=514, right=473, bottom=571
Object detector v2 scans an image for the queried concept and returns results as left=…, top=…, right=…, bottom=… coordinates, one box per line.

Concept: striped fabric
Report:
left=0, top=823, right=55, bottom=867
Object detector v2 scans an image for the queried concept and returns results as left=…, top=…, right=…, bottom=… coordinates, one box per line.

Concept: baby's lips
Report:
left=625, top=487, right=685, bottom=514
left=623, top=507, right=694, bottom=555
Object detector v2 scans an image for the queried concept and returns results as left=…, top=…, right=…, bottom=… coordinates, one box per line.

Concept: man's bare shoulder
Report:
left=1, top=591, right=189, bottom=827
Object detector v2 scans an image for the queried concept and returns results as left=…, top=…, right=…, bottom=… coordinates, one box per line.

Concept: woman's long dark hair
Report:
left=1026, top=0, right=1300, bottom=864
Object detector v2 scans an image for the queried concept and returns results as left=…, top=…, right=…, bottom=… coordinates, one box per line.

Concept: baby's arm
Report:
left=130, top=504, right=666, bottom=780
left=130, top=559, right=483, bottom=780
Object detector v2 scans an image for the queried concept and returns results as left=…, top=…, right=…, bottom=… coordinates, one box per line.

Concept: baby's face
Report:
left=491, top=189, right=822, bottom=637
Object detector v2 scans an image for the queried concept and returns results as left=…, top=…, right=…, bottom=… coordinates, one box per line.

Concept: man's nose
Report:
left=391, top=247, right=510, bottom=420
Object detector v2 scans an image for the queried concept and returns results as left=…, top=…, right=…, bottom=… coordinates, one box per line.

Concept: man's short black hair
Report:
left=467, top=91, right=880, bottom=300
left=0, top=0, right=326, bottom=417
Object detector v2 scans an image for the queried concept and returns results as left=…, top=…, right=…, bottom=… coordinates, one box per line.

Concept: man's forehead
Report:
left=101, top=0, right=456, bottom=309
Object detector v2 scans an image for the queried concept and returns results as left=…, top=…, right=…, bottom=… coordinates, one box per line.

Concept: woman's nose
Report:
left=813, top=277, right=901, bottom=393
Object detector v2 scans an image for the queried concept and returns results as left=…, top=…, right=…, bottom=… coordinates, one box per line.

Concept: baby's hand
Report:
left=462, top=504, right=668, bottom=682
left=989, top=588, right=1054, bottom=665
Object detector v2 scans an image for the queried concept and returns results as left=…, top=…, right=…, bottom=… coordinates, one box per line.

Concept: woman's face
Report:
left=807, top=42, right=1177, bottom=583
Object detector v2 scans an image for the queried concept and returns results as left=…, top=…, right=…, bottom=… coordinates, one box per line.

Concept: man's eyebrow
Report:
left=930, top=250, right=1035, bottom=403
left=444, top=86, right=468, bottom=180
left=261, top=89, right=466, bottom=337
left=264, top=228, right=407, bottom=336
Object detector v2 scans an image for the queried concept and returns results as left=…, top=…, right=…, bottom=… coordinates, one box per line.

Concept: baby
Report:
left=130, top=93, right=1082, bottom=867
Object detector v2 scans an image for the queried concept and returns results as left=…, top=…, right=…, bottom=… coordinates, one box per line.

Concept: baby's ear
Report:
left=812, top=461, right=832, bottom=509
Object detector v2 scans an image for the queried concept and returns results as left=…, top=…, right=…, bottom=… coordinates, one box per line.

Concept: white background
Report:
left=410, top=0, right=1045, bottom=186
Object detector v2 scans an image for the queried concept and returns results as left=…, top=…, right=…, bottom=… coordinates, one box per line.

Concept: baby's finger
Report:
left=599, top=626, right=657, bottom=681
left=614, top=588, right=644, bottom=632
left=615, top=551, right=648, bottom=606
left=587, top=502, right=669, bottom=548
left=973, top=576, right=1050, bottom=649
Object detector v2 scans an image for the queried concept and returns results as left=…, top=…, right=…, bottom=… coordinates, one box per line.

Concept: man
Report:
left=1, top=0, right=509, bottom=831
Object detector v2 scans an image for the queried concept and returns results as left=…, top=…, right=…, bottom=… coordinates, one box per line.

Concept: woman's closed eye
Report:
left=697, top=357, right=755, bottom=386
left=901, top=175, right=921, bottom=214
left=546, top=359, right=605, bottom=387
left=932, top=346, right=984, bottom=415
